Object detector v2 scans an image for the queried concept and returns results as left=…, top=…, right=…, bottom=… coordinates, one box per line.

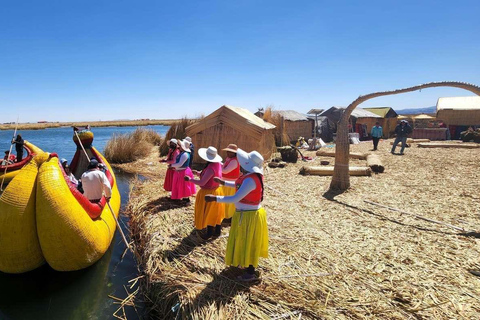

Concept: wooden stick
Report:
left=107, top=199, right=133, bottom=252
left=74, top=130, right=91, bottom=161
left=1, top=116, right=19, bottom=191
left=364, top=200, right=469, bottom=232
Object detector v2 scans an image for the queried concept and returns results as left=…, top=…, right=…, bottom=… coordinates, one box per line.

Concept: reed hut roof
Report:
left=186, top=105, right=276, bottom=136
left=320, top=106, right=381, bottom=123
left=414, top=114, right=435, bottom=120
left=436, top=96, right=480, bottom=125
left=271, top=110, right=310, bottom=121
left=363, top=107, right=398, bottom=118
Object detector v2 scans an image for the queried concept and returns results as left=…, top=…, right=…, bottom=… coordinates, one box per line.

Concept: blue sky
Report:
left=1, top=0, right=479, bottom=123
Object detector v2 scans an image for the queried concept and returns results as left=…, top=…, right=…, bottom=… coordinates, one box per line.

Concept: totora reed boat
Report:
left=0, top=129, right=121, bottom=273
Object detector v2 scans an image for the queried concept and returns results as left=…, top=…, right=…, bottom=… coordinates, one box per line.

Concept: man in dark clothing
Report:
left=11, top=134, right=24, bottom=162
left=391, top=121, right=412, bottom=155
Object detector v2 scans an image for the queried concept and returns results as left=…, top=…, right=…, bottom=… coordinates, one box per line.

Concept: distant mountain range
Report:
left=395, top=106, right=436, bottom=115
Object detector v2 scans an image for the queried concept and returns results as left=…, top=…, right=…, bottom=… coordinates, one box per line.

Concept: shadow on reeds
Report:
left=332, top=200, right=460, bottom=236
left=187, top=267, right=256, bottom=314
left=322, top=188, right=346, bottom=200
left=459, top=232, right=480, bottom=239
left=145, top=196, right=192, bottom=212
left=164, top=230, right=205, bottom=262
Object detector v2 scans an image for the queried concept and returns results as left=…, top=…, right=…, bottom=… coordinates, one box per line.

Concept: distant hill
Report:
left=395, top=106, right=436, bottom=115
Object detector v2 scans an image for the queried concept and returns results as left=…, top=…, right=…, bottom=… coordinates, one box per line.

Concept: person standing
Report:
left=391, top=120, right=413, bottom=155
left=170, top=140, right=196, bottom=201
left=11, top=134, right=24, bottom=162
left=185, top=146, right=225, bottom=239
left=185, top=137, right=194, bottom=168
left=80, top=159, right=112, bottom=203
left=160, top=139, right=179, bottom=192
left=221, top=144, right=240, bottom=222
left=370, top=122, right=383, bottom=151
left=205, top=149, right=268, bottom=281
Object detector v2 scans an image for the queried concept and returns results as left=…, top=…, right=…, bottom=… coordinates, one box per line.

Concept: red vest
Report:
left=236, top=173, right=263, bottom=205
left=200, top=162, right=222, bottom=189
left=222, top=157, right=240, bottom=180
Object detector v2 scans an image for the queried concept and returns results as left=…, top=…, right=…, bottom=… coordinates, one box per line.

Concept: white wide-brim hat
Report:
left=236, top=148, right=264, bottom=175
left=168, top=138, right=178, bottom=145
left=198, top=146, right=222, bottom=163
left=179, top=139, right=191, bottom=152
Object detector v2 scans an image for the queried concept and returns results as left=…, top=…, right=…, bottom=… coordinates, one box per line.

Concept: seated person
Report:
left=64, top=164, right=78, bottom=187
left=80, top=159, right=112, bottom=203
left=60, top=158, right=68, bottom=169
left=2, top=150, right=16, bottom=165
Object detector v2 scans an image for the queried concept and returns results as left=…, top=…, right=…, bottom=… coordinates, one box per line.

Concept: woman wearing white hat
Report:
left=185, top=146, right=225, bottom=239
left=206, top=149, right=268, bottom=281
left=221, top=143, right=241, bottom=222
left=160, top=138, right=180, bottom=192
left=170, top=140, right=196, bottom=200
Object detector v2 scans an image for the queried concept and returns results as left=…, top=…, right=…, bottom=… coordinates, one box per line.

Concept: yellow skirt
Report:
left=225, top=208, right=269, bottom=268
left=194, top=187, right=225, bottom=230
left=221, top=185, right=236, bottom=219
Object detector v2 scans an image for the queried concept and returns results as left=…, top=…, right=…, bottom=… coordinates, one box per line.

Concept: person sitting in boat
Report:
left=221, top=144, right=241, bottom=223
left=160, top=139, right=180, bottom=192
left=185, top=146, right=225, bottom=239
left=11, top=134, right=24, bottom=162
left=80, top=159, right=112, bottom=203
left=170, top=140, right=196, bottom=201
left=205, top=149, right=268, bottom=281
left=2, top=150, right=16, bottom=165
left=64, top=164, right=78, bottom=187
left=60, top=158, right=68, bottom=168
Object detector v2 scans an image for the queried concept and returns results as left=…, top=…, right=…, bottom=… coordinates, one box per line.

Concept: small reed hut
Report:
left=363, top=106, right=398, bottom=138
left=321, top=107, right=381, bottom=140
left=271, top=110, right=313, bottom=143
left=185, top=105, right=276, bottom=163
left=436, top=96, right=480, bottom=139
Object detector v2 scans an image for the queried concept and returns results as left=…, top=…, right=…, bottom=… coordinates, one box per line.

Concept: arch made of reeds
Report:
left=330, top=81, right=480, bottom=191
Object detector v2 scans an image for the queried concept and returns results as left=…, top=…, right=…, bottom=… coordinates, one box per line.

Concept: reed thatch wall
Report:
left=283, top=120, right=313, bottom=142
left=186, top=105, right=276, bottom=163
left=436, top=109, right=480, bottom=126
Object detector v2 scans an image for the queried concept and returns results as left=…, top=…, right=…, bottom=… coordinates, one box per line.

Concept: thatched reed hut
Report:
left=363, top=107, right=398, bottom=138
left=436, top=96, right=480, bottom=139
left=185, top=105, right=276, bottom=163
left=271, top=110, right=313, bottom=143
left=321, top=107, right=381, bottom=140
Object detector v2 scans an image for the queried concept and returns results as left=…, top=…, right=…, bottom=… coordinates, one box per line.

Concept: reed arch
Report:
left=330, top=81, right=480, bottom=191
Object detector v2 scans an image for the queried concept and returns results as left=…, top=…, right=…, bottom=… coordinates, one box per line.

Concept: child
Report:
left=185, top=146, right=225, bottom=239
left=221, top=144, right=240, bottom=221
left=205, top=149, right=268, bottom=281
left=170, top=140, right=196, bottom=200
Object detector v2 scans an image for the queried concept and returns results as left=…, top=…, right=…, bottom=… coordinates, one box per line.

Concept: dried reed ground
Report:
left=126, top=140, right=480, bottom=319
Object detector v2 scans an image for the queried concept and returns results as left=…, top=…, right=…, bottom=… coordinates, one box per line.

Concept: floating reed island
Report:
left=124, top=139, right=480, bottom=319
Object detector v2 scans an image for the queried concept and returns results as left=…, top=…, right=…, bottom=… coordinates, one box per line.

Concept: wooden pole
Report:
left=1, top=116, right=19, bottom=191
left=106, top=199, right=132, bottom=252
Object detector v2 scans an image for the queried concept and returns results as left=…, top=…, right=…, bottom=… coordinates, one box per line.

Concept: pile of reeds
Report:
left=104, top=127, right=163, bottom=163
left=263, top=107, right=290, bottom=146
left=159, top=118, right=196, bottom=156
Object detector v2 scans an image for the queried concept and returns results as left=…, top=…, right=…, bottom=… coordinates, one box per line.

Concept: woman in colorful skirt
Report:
left=160, top=139, right=180, bottom=192
left=221, top=143, right=240, bottom=222
left=185, top=146, right=225, bottom=239
left=205, top=149, right=268, bottom=281
left=170, top=140, right=196, bottom=201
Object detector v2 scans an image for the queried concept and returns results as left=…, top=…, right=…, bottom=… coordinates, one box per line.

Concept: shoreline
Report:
left=0, top=119, right=178, bottom=131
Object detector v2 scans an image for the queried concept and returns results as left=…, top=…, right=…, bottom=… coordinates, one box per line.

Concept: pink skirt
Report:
left=163, top=167, right=175, bottom=191
left=171, top=168, right=196, bottom=199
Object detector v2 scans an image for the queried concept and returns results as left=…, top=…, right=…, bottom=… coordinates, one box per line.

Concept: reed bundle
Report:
left=104, top=128, right=163, bottom=163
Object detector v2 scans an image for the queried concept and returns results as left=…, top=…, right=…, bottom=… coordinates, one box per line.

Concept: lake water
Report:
left=0, top=125, right=169, bottom=320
